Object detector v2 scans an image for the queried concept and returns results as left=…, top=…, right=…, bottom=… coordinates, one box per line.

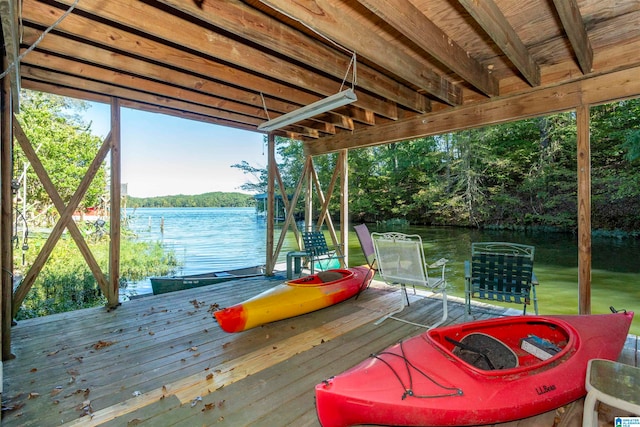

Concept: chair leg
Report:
left=464, top=280, right=471, bottom=322
left=429, top=288, right=448, bottom=330
left=375, top=286, right=448, bottom=329
left=374, top=288, right=407, bottom=325
left=582, top=391, right=599, bottom=427
left=532, top=285, right=539, bottom=315
left=402, top=284, right=411, bottom=306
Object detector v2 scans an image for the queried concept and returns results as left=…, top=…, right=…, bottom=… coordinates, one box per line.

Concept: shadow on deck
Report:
left=2, top=272, right=638, bottom=426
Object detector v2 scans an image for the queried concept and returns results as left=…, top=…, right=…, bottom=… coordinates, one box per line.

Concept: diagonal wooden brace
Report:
left=12, top=117, right=111, bottom=317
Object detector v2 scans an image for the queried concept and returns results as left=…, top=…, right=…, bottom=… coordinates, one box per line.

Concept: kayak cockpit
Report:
left=428, top=316, right=575, bottom=375
left=287, top=269, right=354, bottom=287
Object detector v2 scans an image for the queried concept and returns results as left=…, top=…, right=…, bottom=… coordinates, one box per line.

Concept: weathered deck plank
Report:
left=2, top=275, right=637, bottom=427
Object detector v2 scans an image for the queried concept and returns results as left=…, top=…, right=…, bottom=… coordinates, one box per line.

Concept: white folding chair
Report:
left=372, top=232, right=448, bottom=329
left=582, top=359, right=640, bottom=427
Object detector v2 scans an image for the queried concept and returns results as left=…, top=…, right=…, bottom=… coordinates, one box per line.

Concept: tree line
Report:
left=127, top=192, right=254, bottom=208
left=235, top=98, right=640, bottom=233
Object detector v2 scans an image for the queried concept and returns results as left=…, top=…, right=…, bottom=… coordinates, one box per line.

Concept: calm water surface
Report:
left=124, top=208, right=640, bottom=334
left=124, top=207, right=298, bottom=295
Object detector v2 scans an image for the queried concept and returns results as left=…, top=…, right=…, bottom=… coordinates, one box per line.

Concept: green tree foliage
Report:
left=236, top=98, right=640, bottom=232
left=127, top=191, right=254, bottom=208
left=15, top=236, right=179, bottom=319
left=15, top=91, right=107, bottom=226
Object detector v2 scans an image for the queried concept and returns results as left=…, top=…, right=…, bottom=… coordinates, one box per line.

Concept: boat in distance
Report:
left=214, top=266, right=373, bottom=333
left=315, top=309, right=634, bottom=427
left=149, top=265, right=265, bottom=295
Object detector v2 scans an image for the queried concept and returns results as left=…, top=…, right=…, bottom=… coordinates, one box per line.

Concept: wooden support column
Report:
left=266, top=133, right=275, bottom=275
left=340, top=149, right=349, bottom=266
left=1, top=54, right=14, bottom=361
left=577, top=104, right=591, bottom=314
left=107, top=98, right=121, bottom=308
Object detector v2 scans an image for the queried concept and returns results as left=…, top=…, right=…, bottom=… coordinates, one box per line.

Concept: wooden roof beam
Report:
left=156, top=0, right=431, bottom=114
left=20, top=4, right=296, bottom=115
left=459, top=0, right=541, bottom=87
left=47, top=0, right=397, bottom=120
left=305, top=65, right=640, bottom=155
left=20, top=65, right=267, bottom=128
left=21, top=64, right=347, bottom=140
left=23, top=78, right=279, bottom=134
left=317, top=112, right=355, bottom=131
left=355, top=0, right=498, bottom=97
left=20, top=25, right=360, bottom=132
left=22, top=50, right=268, bottom=121
left=259, top=0, right=463, bottom=106
left=551, top=0, right=594, bottom=75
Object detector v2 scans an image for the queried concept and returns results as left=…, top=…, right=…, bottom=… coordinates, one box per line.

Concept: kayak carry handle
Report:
left=610, top=306, right=627, bottom=314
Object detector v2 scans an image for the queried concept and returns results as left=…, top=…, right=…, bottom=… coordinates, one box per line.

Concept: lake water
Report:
left=124, top=207, right=640, bottom=334
left=124, top=207, right=299, bottom=295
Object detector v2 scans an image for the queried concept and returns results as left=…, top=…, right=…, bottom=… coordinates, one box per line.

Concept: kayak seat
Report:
left=451, top=333, right=519, bottom=370
left=302, top=231, right=345, bottom=274
left=465, top=242, right=539, bottom=320
left=371, top=232, right=449, bottom=329
left=317, top=271, right=344, bottom=283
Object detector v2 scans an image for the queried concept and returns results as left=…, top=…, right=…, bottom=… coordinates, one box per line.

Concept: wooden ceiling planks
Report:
left=3, top=0, right=639, bottom=151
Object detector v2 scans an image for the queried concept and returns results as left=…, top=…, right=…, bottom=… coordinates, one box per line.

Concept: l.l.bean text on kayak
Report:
left=535, top=384, right=557, bottom=395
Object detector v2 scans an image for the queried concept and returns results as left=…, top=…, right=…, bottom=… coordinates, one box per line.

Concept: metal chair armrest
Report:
left=427, top=258, right=448, bottom=269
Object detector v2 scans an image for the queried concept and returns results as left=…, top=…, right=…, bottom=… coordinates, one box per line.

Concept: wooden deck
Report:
left=2, top=273, right=638, bottom=427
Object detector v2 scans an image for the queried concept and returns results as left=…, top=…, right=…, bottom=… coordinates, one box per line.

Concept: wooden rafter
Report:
left=258, top=0, right=463, bottom=106
left=45, top=0, right=394, bottom=121
left=459, top=0, right=541, bottom=87
left=20, top=2, right=362, bottom=131
left=356, top=0, right=498, bottom=97
left=10, top=0, right=639, bottom=143
left=551, top=0, right=594, bottom=75
left=156, top=0, right=431, bottom=114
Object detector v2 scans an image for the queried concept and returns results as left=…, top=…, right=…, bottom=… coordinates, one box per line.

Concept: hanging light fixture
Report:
left=257, top=88, right=357, bottom=132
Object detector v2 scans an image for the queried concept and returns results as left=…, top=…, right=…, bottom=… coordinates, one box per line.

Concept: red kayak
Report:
left=214, top=267, right=372, bottom=333
left=315, top=309, right=633, bottom=426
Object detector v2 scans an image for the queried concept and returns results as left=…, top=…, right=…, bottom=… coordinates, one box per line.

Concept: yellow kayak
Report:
left=214, top=266, right=373, bottom=333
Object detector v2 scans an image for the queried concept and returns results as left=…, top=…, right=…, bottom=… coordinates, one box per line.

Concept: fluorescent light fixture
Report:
left=258, top=89, right=357, bottom=132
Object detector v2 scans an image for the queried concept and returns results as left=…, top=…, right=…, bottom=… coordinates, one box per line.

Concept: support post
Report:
left=266, top=133, right=275, bottom=275
left=1, top=53, right=14, bottom=361
left=340, top=149, right=349, bottom=266
left=108, top=98, right=121, bottom=308
left=577, top=104, right=591, bottom=314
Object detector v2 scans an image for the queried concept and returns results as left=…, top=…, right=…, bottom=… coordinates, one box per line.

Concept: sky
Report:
left=82, top=102, right=269, bottom=198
